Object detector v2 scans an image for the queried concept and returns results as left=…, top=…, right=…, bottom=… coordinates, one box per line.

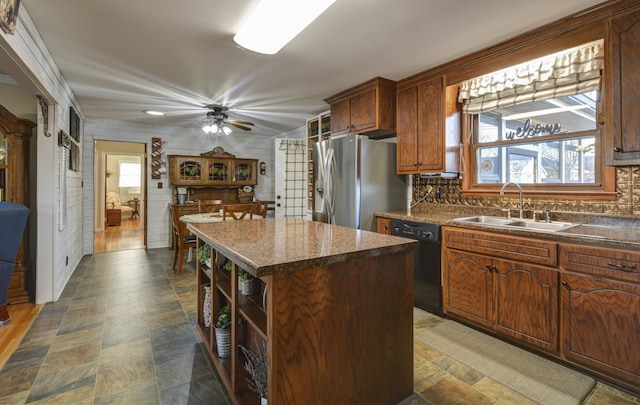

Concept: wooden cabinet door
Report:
left=607, top=6, right=640, bottom=165
left=330, top=98, right=351, bottom=136
left=443, top=249, right=493, bottom=327
left=376, top=217, right=391, bottom=234
left=205, top=159, right=231, bottom=185
left=417, top=77, right=444, bottom=172
left=396, top=77, right=445, bottom=174
left=232, top=159, right=257, bottom=185
left=396, top=86, right=419, bottom=173
left=493, top=258, right=558, bottom=351
left=560, top=271, right=640, bottom=387
left=170, top=156, right=205, bottom=185
left=350, top=88, right=377, bottom=132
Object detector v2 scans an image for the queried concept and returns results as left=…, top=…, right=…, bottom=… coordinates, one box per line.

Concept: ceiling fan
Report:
left=202, top=104, right=255, bottom=135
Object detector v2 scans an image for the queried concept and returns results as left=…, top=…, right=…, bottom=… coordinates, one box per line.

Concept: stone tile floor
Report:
left=0, top=248, right=638, bottom=404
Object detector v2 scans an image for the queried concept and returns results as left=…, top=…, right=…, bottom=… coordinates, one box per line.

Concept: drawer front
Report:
left=443, top=227, right=557, bottom=267
left=560, top=243, right=640, bottom=283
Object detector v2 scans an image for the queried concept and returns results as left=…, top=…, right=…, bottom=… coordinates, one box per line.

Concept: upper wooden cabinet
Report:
left=169, top=155, right=257, bottom=187
left=324, top=77, right=396, bottom=138
left=606, top=6, right=640, bottom=165
left=396, top=76, right=460, bottom=174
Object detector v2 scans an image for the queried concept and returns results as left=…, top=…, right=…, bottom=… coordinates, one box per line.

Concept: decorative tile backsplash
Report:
left=412, top=167, right=640, bottom=216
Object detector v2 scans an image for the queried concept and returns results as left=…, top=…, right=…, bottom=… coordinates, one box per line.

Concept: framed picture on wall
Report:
left=0, top=0, right=21, bottom=35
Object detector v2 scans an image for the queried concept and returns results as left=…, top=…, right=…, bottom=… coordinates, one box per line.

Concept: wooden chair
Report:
left=223, top=203, right=254, bottom=220
left=171, top=205, right=197, bottom=274
left=254, top=200, right=269, bottom=217
left=199, top=199, right=223, bottom=213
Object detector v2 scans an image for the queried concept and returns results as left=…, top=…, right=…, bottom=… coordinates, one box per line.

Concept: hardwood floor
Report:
left=94, top=215, right=144, bottom=253
left=0, top=303, right=43, bottom=369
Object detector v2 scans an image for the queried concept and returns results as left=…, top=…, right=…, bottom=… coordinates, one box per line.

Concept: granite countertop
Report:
left=376, top=205, right=640, bottom=249
left=187, top=218, right=418, bottom=277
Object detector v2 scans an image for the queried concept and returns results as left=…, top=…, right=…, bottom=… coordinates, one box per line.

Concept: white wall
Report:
left=84, top=119, right=288, bottom=250
left=0, top=9, right=84, bottom=303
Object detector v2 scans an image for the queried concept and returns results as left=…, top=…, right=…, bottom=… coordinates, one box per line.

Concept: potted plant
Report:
left=197, top=244, right=212, bottom=269
left=238, top=267, right=258, bottom=296
left=239, top=339, right=268, bottom=403
left=223, top=259, right=232, bottom=272
left=215, top=304, right=232, bottom=358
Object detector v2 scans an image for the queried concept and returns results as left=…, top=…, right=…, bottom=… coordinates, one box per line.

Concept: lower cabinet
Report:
left=559, top=243, right=640, bottom=389
left=443, top=247, right=558, bottom=351
left=376, top=217, right=391, bottom=234
left=443, top=227, right=640, bottom=394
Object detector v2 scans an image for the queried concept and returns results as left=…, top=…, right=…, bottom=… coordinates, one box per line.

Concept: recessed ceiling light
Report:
left=144, top=110, right=165, bottom=116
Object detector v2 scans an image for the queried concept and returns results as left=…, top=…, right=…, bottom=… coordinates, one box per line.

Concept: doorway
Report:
left=94, top=140, right=146, bottom=253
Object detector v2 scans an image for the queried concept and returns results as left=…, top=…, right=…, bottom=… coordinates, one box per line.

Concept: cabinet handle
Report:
left=613, top=147, right=623, bottom=153
left=485, top=264, right=493, bottom=272
left=561, top=280, right=569, bottom=287
left=607, top=262, right=637, bottom=272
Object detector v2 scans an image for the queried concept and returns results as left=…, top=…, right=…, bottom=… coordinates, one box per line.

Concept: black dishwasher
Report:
left=390, top=218, right=444, bottom=317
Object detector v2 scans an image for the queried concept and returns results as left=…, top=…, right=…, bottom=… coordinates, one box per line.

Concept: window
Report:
left=118, top=162, right=141, bottom=188
left=458, top=40, right=614, bottom=198
left=474, top=92, right=597, bottom=185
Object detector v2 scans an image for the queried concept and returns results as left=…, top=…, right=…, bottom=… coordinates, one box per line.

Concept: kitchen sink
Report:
left=452, top=216, right=579, bottom=232
left=453, top=216, right=516, bottom=225
left=507, top=220, right=579, bottom=231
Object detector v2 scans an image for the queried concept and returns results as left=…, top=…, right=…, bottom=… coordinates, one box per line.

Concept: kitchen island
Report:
left=187, top=217, right=417, bottom=404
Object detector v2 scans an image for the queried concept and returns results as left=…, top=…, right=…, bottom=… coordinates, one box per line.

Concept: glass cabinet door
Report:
left=233, top=159, right=257, bottom=185
left=178, top=158, right=203, bottom=183
left=207, top=160, right=230, bottom=184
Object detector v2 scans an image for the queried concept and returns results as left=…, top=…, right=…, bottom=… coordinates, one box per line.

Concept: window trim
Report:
left=461, top=113, right=616, bottom=200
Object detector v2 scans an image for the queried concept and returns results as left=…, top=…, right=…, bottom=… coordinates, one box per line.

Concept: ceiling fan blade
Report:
left=230, top=120, right=255, bottom=126
left=228, top=122, right=253, bottom=131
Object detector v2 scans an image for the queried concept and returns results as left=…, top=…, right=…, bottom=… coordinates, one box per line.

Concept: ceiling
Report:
left=19, top=0, right=607, bottom=137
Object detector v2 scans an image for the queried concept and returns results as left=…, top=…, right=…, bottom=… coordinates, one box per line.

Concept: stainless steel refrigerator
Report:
left=312, top=135, right=407, bottom=231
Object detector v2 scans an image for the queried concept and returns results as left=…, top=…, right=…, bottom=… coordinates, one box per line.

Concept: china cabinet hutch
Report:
left=0, top=104, right=35, bottom=304
left=168, top=152, right=258, bottom=213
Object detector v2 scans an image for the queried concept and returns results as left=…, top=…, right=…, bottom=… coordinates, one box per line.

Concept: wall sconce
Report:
left=260, top=161, right=266, bottom=175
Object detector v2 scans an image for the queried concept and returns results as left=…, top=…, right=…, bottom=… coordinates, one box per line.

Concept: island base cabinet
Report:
left=267, top=251, right=414, bottom=404
left=560, top=271, right=640, bottom=389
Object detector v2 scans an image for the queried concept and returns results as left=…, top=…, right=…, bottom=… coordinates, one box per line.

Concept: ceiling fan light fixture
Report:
left=233, top=0, right=336, bottom=55
left=222, top=126, right=232, bottom=135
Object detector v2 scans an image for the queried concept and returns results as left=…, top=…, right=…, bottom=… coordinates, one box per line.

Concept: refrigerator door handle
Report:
left=322, top=147, right=335, bottom=224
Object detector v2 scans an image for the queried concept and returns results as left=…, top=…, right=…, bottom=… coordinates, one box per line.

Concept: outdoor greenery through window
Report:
left=458, top=40, right=604, bottom=188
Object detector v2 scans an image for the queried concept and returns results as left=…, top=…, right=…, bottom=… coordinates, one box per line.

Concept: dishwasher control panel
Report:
left=390, top=219, right=441, bottom=242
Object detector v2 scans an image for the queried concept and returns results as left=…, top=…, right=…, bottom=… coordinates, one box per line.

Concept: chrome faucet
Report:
left=500, top=182, right=524, bottom=219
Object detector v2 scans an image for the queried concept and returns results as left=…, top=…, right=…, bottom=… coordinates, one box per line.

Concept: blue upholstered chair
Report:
left=0, top=202, right=30, bottom=326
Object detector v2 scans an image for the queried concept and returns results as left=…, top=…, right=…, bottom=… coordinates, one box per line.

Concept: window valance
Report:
left=458, top=40, right=604, bottom=114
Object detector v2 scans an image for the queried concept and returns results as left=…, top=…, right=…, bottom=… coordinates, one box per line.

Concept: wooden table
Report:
left=179, top=212, right=263, bottom=223
left=127, top=199, right=140, bottom=219
left=187, top=218, right=417, bottom=404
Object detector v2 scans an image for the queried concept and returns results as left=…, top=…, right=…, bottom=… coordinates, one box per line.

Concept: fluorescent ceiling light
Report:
left=144, top=110, right=164, bottom=116
left=234, top=0, right=336, bottom=55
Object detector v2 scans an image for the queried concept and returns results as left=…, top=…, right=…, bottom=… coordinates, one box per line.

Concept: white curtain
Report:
left=458, top=40, right=604, bottom=114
